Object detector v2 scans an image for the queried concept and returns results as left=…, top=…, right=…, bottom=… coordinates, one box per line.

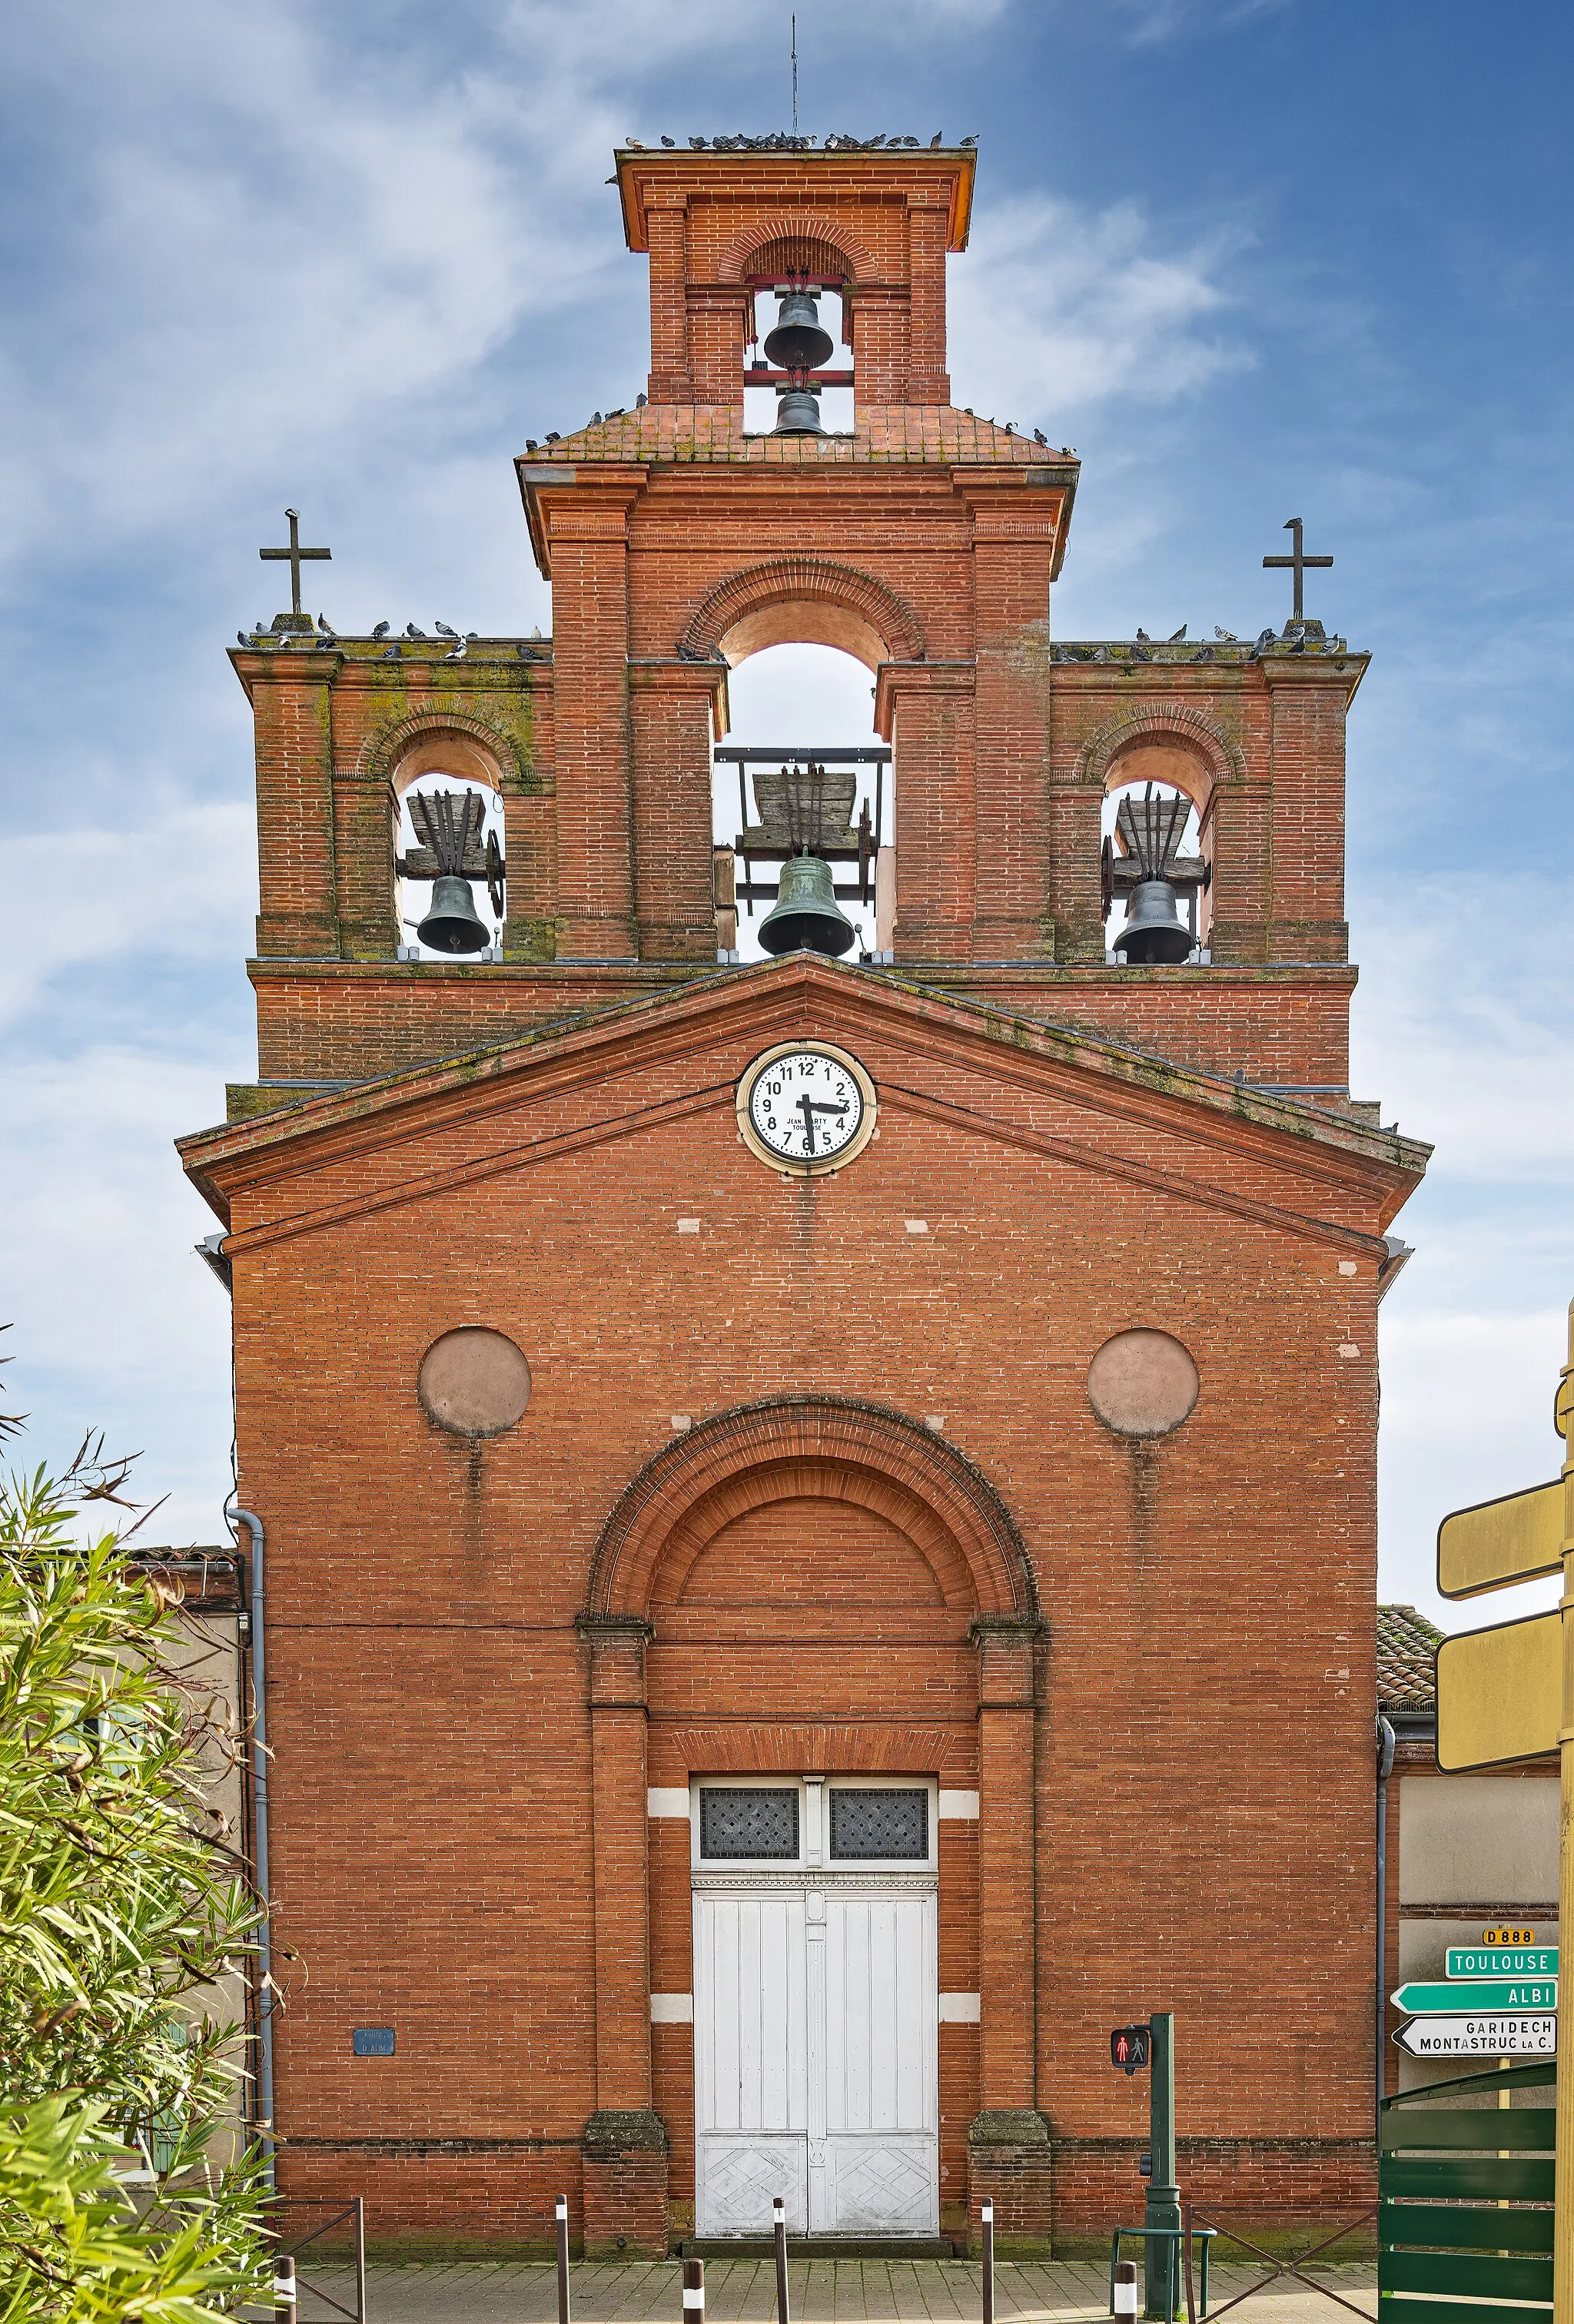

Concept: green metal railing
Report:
left=1379, top=2058, right=1554, bottom=2320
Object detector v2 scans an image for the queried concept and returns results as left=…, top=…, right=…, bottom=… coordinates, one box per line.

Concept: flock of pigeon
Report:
left=237, top=620, right=550, bottom=662
left=1051, top=624, right=1347, bottom=664
left=617, top=134, right=978, bottom=154
left=523, top=400, right=1074, bottom=455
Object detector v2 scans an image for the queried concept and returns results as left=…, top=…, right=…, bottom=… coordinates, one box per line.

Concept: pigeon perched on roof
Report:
left=676, top=641, right=708, bottom=662
left=370, top=620, right=388, bottom=639
left=237, top=631, right=249, bottom=648
left=380, top=644, right=400, bottom=660
left=1091, top=644, right=1112, bottom=662
left=661, top=137, right=676, bottom=148
left=960, top=134, right=978, bottom=145
left=1135, top=628, right=1153, bottom=644
left=1214, top=626, right=1236, bottom=641
left=317, top=613, right=336, bottom=638
left=1130, top=640, right=1153, bottom=662
left=443, top=639, right=467, bottom=662
left=525, top=439, right=538, bottom=452
left=1167, top=624, right=1187, bottom=642
left=1257, top=629, right=1275, bottom=648
left=532, top=626, right=543, bottom=639
left=435, top=621, right=459, bottom=640
left=1194, top=643, right=1216, bottom=662
left=591, top=412, right=603, bottom=426
left=636, top=393, right=647, bottom=408
left=1034, top=429, right=1048, bottom=445
left=930, top=133, right=943, bottom=147
left=406, top=622, right=427, bottom=639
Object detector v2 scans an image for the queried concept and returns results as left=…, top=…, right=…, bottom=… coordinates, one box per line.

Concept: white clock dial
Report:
left=738, top=1044, right=876, bottom=1174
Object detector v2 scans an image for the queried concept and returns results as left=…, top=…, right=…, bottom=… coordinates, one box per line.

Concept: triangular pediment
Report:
left=179, top=956, right=1427, bottom=1263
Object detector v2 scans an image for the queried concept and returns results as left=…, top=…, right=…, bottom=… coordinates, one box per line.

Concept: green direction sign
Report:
left=1446, top=1947, right=1558, bottom=1978
left=1393, top=1979, right=1558, bottom=2015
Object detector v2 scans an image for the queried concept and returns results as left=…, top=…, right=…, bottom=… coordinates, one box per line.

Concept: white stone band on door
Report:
left=651, top=1993, right=694, bottom=2023
left=647, top=1788, right=692, bottom=1817
left=938, top=1993, right=981, bottom=2021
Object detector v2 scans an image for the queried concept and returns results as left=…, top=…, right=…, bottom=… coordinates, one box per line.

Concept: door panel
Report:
left=694, top=1893, right=809, bottom=2234
left=822, top=1892, right=938, bottom=2234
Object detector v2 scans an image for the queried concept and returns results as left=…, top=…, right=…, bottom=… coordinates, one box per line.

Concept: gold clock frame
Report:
left=736, top=1040, right=879, bottom=1177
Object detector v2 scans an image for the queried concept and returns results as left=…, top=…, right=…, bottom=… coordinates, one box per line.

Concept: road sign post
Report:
left=1143, top=2011, right=1179, bottom=2322
left=1433, top=1297, right=1574, bottom=2323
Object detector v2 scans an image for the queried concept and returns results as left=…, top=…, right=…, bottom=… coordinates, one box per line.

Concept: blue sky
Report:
left=1, top=0, right=1570, bottom=1626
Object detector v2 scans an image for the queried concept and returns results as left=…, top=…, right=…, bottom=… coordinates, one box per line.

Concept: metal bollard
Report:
left=274, top=2253, right=297, bottom=2324
left=556, top=2194, right=571, bottom=2324
left=981, top=2198, right=994, bottom=2324
left=683, top=2256, right=705, bottom=2324
left=773, top=2196, right=790, bottom=2324
left=1114, top=2258, right=1138, bottom=2319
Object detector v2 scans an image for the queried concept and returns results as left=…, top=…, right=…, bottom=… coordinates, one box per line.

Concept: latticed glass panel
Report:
left=699, top=1787, right=800, bottom=1860
left=829, top=1789, right=928, bottom=1861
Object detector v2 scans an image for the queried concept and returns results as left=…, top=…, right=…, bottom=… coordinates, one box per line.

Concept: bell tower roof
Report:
left=613, top=144, right=977, bottom=260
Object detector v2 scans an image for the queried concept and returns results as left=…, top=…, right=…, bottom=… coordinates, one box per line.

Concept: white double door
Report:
left=693, top=1883, right=938, bottom=2239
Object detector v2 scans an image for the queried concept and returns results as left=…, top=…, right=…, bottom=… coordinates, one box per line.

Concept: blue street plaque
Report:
left=352, top=2026, right=395, bottom=2056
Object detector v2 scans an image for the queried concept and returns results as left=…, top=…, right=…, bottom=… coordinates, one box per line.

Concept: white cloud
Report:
left=949, top=194, right=1246, bottom=429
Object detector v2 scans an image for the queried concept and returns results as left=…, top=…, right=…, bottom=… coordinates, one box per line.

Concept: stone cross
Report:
left=1263, top=516, right=1332, bottom=622
left=260, top=508, right=331, bottom=618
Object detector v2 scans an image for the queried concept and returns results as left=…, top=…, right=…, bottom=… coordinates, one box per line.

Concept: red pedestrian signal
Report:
left=1111, top=2024, right=1151, bottom=2074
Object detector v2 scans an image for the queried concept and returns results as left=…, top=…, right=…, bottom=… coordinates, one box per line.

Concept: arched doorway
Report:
left=581, top=1399, right=1041, bottom=2248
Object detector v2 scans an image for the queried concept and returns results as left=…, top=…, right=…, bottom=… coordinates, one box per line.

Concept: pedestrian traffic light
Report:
left=1111, top=2024, right=1151, bottom=2073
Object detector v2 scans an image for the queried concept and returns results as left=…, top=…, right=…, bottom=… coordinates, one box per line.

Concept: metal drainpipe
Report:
left=1376, top=1714, right=1396, bottom=2130
left=234, top=1508, right=276, bottom=2194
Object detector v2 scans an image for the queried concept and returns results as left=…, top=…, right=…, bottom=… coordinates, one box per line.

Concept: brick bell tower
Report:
left=189, top=138, right=1425, bottom=2263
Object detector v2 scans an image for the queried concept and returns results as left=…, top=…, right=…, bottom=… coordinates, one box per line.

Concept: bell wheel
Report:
left=486, top=828, right=506, bottom=921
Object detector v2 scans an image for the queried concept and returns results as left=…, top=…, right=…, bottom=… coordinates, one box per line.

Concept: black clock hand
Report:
left=799, top=1092, right=816, bottom=1154
left=805, top=1100, right=848, bottom=1116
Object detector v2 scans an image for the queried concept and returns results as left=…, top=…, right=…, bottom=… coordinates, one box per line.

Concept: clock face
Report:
left=738, top=1043, right=877, bottom=1174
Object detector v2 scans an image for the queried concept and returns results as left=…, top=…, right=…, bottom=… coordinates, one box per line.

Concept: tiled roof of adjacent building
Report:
left=520, top=405, right=1073, bottom=468
left=1378, top=1602, right=1444, bottom=1716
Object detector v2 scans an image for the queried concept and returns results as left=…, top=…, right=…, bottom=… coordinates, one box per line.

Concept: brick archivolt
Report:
left=682, top=556, right=927, bottom=669
left=716, top=212, right=877, bottom=286
left=354, top=708, right=527, bottom=793
left=586, top=1394, right=1034, bottom=1622
left=1075, top=701, right=1244, bottom=799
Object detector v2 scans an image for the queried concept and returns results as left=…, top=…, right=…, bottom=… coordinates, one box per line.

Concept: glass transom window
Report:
left=829, top=1788, right=928, bottom=1861
left=699, top=1787, right=800, bottom=1860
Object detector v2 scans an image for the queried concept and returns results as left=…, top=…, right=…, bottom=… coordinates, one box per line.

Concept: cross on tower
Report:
left=260, top=508, right=331, bottom=622
left=1263, top=516, right=1333, bottom=623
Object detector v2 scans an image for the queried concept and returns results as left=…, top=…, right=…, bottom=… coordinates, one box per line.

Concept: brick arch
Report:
left=585, top=1394, right=1035, bottom=1622
left=357, top=709, right=528, bottom=793
left=682, top=556, right=926, bottom=670
left=1074, top=702, right=1243, bottom=801
left=716, top=211, right=878, bottom=285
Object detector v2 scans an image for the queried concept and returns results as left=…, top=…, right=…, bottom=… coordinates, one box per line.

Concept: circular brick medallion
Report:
left=417, top=1327, right=531, bottom=1437
left=1087, top=1329, right=1198, bottom=1439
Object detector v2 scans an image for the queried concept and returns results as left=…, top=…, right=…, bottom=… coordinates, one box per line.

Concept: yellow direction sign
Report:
left=1436, top=1476, right=1564, bottom=1599
left=1436, top=1607, right=1562, bottom=1771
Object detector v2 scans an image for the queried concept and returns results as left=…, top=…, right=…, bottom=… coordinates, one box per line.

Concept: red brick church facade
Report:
left=181, top=142, right=1426, bottom=2255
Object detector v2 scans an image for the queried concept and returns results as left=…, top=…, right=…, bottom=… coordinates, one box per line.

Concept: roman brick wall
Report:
left=194, top=967, right=1416, bottom=2250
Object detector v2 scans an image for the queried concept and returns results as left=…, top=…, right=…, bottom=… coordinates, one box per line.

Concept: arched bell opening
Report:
left=1100, top=740, right=1216, bottom=964
left=711, top=642, right=892, bottom=964
left=738, top=231, right=855, bottom=437
left=388, top=741, right=506, bottom=961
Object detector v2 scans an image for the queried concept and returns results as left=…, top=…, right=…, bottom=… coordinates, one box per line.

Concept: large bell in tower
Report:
left=1113, top=878, right=1192, bottom=964
left=762, top=289, right=834, bottom=371
left=757, top=853, right=858, bottom=958
left=417, top=873, right=492, bottom=954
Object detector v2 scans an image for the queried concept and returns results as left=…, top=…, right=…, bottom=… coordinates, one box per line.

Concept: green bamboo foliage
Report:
left=0, top=1395, right=270, bottom=2320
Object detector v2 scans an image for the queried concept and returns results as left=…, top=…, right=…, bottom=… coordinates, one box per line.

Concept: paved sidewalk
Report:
left=287, top=2254, right=1377, bottom=2324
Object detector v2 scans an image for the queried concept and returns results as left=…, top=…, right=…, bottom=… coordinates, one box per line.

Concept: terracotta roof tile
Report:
left=525, top=405, right=1072, bottom=469
left=1378, top=1602, right=1444, bottom=1715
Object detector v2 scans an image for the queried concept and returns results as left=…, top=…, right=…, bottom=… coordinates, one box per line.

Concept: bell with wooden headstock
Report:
left=758, top=853, right=857, bottom=958
left=764, top=287, right=833, bottom=434
left=409, top=788, right=494, bottom=954
left=1111, top=783, right=1194, bottom=964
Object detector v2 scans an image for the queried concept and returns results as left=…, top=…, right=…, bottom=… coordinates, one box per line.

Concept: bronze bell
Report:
left=417, top=872, right=492, bottom=954
left=1113, top=878, right=1192, bottom=965
left=774, top=385, right=823, bottom=434
left=762, top=289, right=833, bottom=372
left=758, top=853, right=858, bottom=958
